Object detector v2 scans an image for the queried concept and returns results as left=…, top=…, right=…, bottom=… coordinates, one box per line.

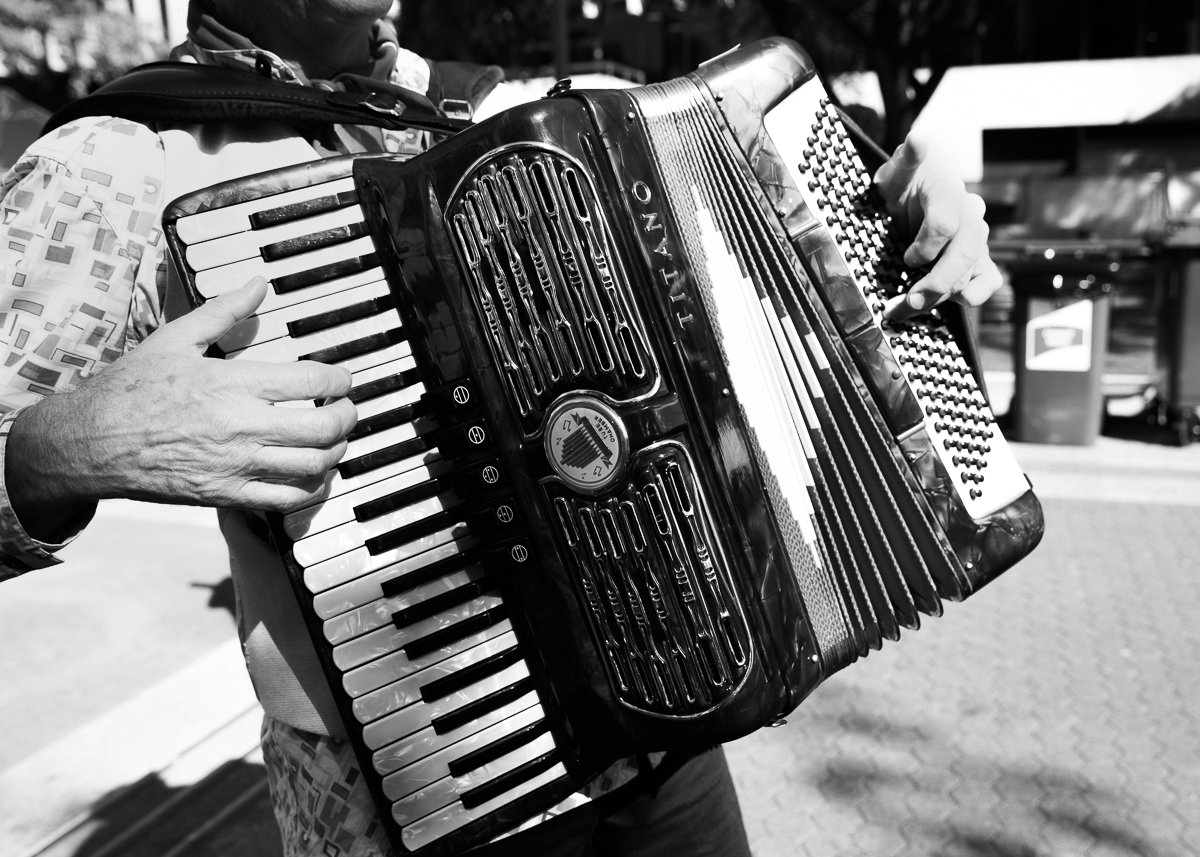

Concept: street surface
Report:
left=1, top=413, right=1197, bottom=857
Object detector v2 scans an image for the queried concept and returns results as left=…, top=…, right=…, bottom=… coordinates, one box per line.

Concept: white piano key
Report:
left=372, top=692, right=543, bottom=780
left=186, top=204, right=367, bottom=270
left=330, top=566, right=492, bottom=671
left=399, top=761, right=569, bottom=852
left=194, top=234, right=377, bottom=299
left=286, top=459, right=452, bottom=540
left=324, top=562, right=489, bottom=646
left=352, top=628, right=523, bottom=724
left=174, top=176, right=357, bottom=244
left=309, top=530, right=478, bottom=611
left=218, top=278, right=392, bottom=353
left=224, top=313, right=405, bottom=366
left=381, top=702, right=545, bottom=803
left=356, top=379, right=427, bottom=422
left=343, top=416, right=423, bottom=463
left=343, top=600, right=516, bottom=696
left=198, top=265, right=384, bottom=318
left=362, top=657, right=530, bottom=750
left=351, top=354, right=422, bottom=390
left=328, top=340, right=415, bottom=379
left=292, top=493, right=456, bottom=567
left=392, top=731, right=558, bottom=825
left=303, top=525, right=472, bottom=598
left=339, top=613, right=512, bottom=696
left=317, top=448, right=443, bottom=508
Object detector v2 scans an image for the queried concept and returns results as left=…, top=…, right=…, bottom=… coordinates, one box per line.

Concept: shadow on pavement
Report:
left=799, top=691, right=1174, bottom=857
left=57, top=761, right=281, bottom=857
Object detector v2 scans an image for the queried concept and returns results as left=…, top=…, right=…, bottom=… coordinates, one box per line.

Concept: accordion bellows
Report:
left=165, top=37, right=1042, bottom=857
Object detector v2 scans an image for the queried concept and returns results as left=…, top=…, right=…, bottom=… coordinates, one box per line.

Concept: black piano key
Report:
left=355, top=459, right=506, bottom=523
left=392, top=579, right=492, bottom=629
left=250, top=189, right=358, bottom=229
left=287, top=295, right=394, bottom=338
left=380, top=539, right=532, bottom=600
left=419, top=646, right=523, bottom=703
left=300, top=326, right=406, bottom=365
left=365, top=497, right=523, bottom=556
left=414, top=378, right=483, bottom=420
left=458, top=751, right=561, bottom=810
left=349, top=367, right=423, bottom=405
left=349, top=403, right=417, bottom=440
left=337, top=435, right=433, bottom=478
left=447, top=718, right=551, bottom=778
left=381, top=545, right=487, bottom=599
left=340, top=417, right=491, bottom=478
left=272, top=251, right=379, bottom=294
left=432, top=677, right=535, bottom=735
left=430, top=419, right=493, bottom=460
left=262, top=221, right=371, bottom=262
left=403, top=605, right=510, bottom=660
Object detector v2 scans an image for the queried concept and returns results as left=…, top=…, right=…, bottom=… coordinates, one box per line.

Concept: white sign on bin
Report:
left=1026, top=298, right=1093, bottom=372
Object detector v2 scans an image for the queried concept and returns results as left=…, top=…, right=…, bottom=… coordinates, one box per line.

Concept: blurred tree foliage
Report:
left=396, top=0, right=1008, bottom=148
left=717, top=0, right=1011, bottom=149
left=0, top=0, right=164, bottom=110
left=396, top=0, right=554, bottom=68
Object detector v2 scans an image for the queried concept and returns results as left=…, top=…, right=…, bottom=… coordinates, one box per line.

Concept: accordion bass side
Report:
left=164, top=37, right=1042, bottom=857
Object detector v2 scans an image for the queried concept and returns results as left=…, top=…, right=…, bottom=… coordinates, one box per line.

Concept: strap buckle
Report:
left=440, top=98, right=473, bottom=121
left=328, top=90, right=406, bottom=118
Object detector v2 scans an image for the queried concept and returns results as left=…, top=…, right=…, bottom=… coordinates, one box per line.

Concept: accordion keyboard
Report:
left=167, top=161, right=574, bottom=853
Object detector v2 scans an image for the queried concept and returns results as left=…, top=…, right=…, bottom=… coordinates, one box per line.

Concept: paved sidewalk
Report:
left=728, top=428, right=1200, bottom=857
left=4, top=423, right=1197, bottom=857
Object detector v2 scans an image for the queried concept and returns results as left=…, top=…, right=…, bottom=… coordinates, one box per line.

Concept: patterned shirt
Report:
left=0, top=42, right=432, bottom=578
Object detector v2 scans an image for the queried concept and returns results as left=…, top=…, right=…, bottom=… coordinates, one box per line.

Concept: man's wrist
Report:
left=4, top=399, right=98, bottom=544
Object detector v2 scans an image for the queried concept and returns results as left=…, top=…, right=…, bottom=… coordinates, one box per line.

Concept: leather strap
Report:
left=43, top=60, right=474, bottom=136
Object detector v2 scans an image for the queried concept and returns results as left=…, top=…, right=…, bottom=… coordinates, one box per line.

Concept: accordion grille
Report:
left=547, top=443, right=753, bottom=717
left=447, top=148, right=658, bottom=432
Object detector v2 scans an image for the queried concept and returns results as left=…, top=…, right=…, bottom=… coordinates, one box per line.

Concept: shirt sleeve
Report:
left=0, top=117, right=169, bottom=579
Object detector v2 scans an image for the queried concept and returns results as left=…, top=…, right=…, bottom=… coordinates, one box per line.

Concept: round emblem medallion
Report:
left=543, top=395, right=629, bottom=494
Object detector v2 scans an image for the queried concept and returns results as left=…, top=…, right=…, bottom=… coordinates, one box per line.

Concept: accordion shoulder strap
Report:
left=42, top=60, right=478, bottom=136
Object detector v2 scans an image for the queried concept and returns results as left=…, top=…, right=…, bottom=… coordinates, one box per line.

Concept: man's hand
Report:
left=8, top=277, right=357, bottom=541
left=873, top=133, right=1003, bottom=320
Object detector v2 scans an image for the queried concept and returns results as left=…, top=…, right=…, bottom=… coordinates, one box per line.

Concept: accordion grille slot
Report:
left=546, top=444, right=752, bottom=718
left=448, top=148, right=658, bottom=430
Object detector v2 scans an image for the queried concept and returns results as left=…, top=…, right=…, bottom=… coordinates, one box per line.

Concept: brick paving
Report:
left=727, top=448, right=1200, bottom=857
left=8, top=433, right=1198, bottom=857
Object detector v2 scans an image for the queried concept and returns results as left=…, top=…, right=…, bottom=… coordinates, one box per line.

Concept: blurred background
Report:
left=1, top=3, right=1198, bottom=857
left=5, top=0, right=1200, bottom=444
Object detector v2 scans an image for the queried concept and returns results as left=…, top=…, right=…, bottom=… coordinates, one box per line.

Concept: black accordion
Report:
left=164, top=38, right=1043, bottom=857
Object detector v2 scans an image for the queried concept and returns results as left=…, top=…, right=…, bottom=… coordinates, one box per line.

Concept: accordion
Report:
left=164, top=37, right=1043, bottom=857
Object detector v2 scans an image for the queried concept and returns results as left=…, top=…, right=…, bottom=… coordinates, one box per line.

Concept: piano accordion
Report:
left=163, top=37, right=1043, bottom=857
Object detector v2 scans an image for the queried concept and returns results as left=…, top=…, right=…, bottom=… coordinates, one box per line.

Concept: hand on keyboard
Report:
left=873, top=133, right=1003, bottom=321
left=8, top=277, right=358, bottom=528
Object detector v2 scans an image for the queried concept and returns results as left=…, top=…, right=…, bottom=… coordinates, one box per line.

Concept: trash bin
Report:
left=1160, top=244, right=1200, bottom=445
left=1010, top=270, right=1112, bottom=445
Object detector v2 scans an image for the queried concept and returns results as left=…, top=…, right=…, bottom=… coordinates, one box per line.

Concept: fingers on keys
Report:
left=231, top=361, right=358, bottom=510
left=253, top=359, right=355, bottom=402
